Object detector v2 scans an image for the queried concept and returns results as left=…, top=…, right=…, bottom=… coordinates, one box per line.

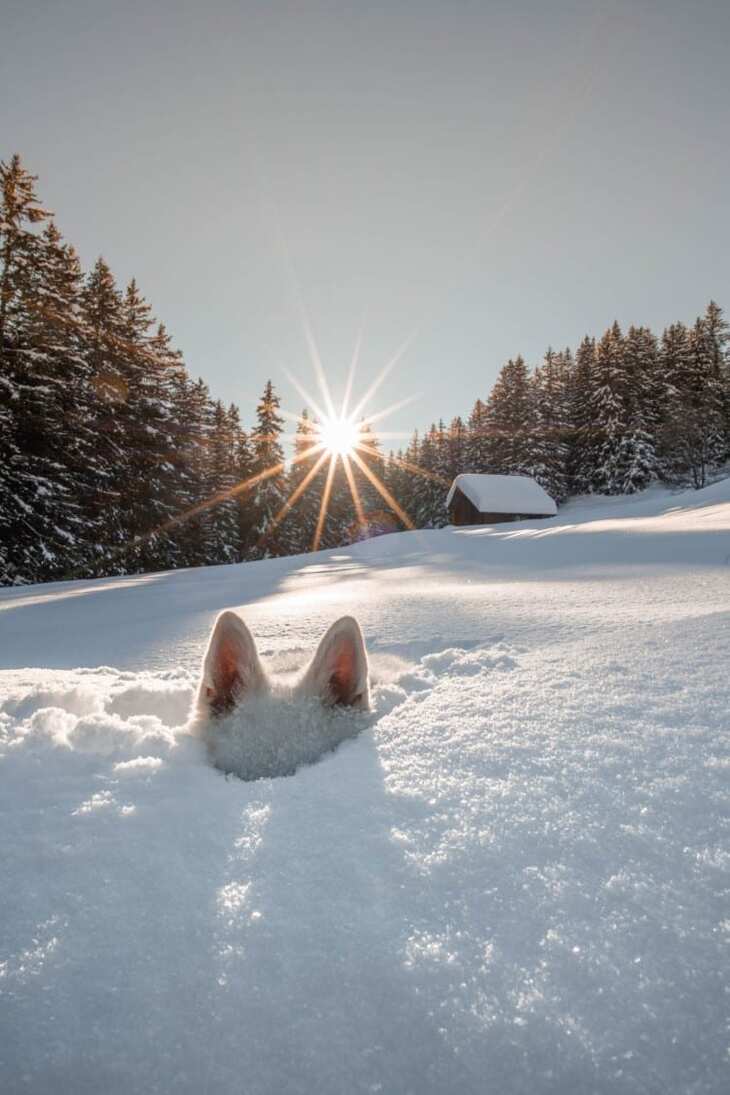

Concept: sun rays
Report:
left=121, top=320, right=443, bottom=564
left=274, top=322, right=427, bottom=550
left=247, top=320, right=429, bottom=550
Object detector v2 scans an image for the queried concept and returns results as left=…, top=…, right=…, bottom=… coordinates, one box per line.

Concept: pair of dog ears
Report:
left=199, top=611, right=369, bottom=715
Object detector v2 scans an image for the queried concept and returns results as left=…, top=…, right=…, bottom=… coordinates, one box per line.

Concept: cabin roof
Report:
left=446, top=473, right=558, bottom=516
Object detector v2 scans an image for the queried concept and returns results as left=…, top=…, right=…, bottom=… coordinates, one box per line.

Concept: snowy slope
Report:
left=1, top=480, right=729, bottom=1095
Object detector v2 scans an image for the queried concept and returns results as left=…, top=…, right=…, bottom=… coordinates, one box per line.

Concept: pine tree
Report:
left=0, top=158, right=85, bottom=582
left=352, top=421, right=387, bottom=539
left=37, top=223, right=99, bottom=539
left=381, top=449, right=407, bottom=534
left=0, top=155, right=50, bottom=350
left=280, top=409, right=323, bottom=554
left=466, top=398, right=490, bottom=472
left=484, top=355, right=535, bottom=475
left=387, top=431, right=420, bottom=531
left=249, top=380, right=287, bottom=557
left=80, top=257, right=129, bottom=570
left=172, top=376, right=214, bottom=566
left=206, top=400, right=241, bottom=563
left=433, top=420, right=451, bottom=489
left=659, top=309, right=727, bottom=488
left=234, top=417, right=255, bottom=560
left=618, top=326, right=660, bottom=493
left=411, top=424, right=446, bottom=527
left=568, top=336, right=597, bottom=494
left=118, top=282, right=183, bottom=572
left=588, top=323, right=628, bottom=495
left=446, top=416, right=467, bottom=481
left=702, top=301, right=730, bottom=460
left=320, top=448, right=354, bottom=550
left=530, top=348, right=570, bottom=501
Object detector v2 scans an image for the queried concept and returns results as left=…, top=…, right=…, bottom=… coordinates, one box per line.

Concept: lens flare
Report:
left=99, top=322, right=435, bottom=573
left=317, top=415, right=360, bottom=457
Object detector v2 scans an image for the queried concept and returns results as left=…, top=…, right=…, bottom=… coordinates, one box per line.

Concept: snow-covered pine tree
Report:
left=145, top=322, right=191, bottom=566
left=249, top=380, right=287, bottom=557
left=320, top=450, right=353, bottom=550
left=278, top=409, right=322, bottom=555
left=483, top=355, right=535, bottom=475
left=465, top=398, right=490, bottom=472
left=659, top=309, right=727, bottom=488
left=410, top=426, right=435, bottom=527
left=376, top=447, right=408, bottom=536
left=433, top=420, right=451, bottom=490
left=587, top=323, right=629, bottom=495
left=411, top=424, right=447, bottom=527
left=118, top=282, right=185, bottom=572
left=37, top=223, right=102, bottom=559
left=206, top=400, right=242, bottom=564
left=0, top=155, right=49, bottom=349
left=386, top=431, right=420, bottom=530
left=657, top=322, right=692, bottom=484
left=566, top=336, right=596, bottom=494
left=702, top=300, right=730, bottom=461
left=529, top=348, right=570, bottom=501
left=170, top=376, right=214, bottom=567
left=383, top=449, right=399, bottom=498
left=617, top=325, right=660, bottom=493
left=0, top=155, right=44, bottom=581
left=0, top=157, right=86, bottom=583
left=446, top=416, right=467, bottom=481
left=351, top=420, right=386, bottom=539
left=233, top=417, right=255, bottom=561
left=79, top=257, right=130, bottom=570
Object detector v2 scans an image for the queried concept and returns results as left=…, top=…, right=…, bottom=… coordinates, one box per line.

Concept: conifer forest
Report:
left=2, top=154, right=729, bottom=586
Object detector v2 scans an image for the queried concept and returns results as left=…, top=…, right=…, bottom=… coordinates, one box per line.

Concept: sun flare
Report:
left=144, top=319, right=427, bottom=559
left=317, top=415, right=360, bottom=457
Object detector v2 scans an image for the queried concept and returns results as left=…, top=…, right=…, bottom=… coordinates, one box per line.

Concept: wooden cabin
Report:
left=446, top=474, right=557, bottom=526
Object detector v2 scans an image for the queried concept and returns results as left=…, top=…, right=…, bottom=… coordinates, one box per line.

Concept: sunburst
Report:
left=274, top=322, right=434, bottom=550
left=107, top=319, right=452, bottom=571
left=317, top=415, right=362, bottom=458
left=217, top=321, right=449, bottom=554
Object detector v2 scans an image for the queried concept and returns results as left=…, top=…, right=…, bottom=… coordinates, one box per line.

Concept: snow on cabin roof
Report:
left=446, top=473, right=557, bottom=516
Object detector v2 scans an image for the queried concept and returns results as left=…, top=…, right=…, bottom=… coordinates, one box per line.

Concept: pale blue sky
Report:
left=2, top=0, right=729, bottom=444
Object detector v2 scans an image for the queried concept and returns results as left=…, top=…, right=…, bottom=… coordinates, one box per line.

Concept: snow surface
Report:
left=446, top=472, right=558, bottom=515
left=1, top=480, right=729, bottom=1094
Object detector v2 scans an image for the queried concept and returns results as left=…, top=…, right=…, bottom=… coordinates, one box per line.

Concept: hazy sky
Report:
left=2, top=0, right=729, bottom=444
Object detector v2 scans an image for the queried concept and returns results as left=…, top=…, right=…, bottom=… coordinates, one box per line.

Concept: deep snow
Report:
left=1, top=480, right=729, bottom=1094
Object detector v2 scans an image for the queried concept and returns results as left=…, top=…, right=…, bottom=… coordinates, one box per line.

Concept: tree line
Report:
left=1, top=154, right=729, bottom=585
left=388, top=302, right=729, bottom=530
left=0, top=155, right=390, bottom=585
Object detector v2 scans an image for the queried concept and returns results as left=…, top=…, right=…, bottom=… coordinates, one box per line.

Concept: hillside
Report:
left=1, top=480, right=729, bottom=1094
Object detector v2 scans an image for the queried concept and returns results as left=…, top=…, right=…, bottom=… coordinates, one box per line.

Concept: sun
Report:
left=317, top=414, right=360, bottom=457
left=132, top=319, right=427, bottom=563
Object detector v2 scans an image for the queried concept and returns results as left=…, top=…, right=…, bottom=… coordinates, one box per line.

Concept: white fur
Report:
left=191, top=612, right=371, bottom=780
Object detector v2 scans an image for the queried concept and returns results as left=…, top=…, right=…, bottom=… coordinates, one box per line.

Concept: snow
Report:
left=1, top=479, right=729, bottom=1094
left=446, top=472, right=558, bottom=515
left=198, top=693, right=371, bottom=782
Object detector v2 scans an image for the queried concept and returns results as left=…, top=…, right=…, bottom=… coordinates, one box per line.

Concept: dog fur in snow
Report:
left=190, top=611, right=370, bottom=780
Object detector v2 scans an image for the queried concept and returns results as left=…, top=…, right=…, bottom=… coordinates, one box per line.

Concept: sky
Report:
left=2, top=0, right=729, bottom=446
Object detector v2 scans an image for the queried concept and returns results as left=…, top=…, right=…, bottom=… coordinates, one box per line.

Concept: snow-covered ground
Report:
left=1, top=480, right=729, bottom=1095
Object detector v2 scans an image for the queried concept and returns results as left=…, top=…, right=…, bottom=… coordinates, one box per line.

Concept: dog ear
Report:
left=198, top=611, right=267, bottom=715
left=299, top=616, right=370, bottom=709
